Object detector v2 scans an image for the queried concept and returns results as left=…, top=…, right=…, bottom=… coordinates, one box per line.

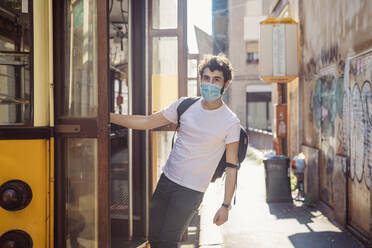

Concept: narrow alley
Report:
left=0, top=1, right=371, bottom=247
left=181, top=152, right=363, bottom=248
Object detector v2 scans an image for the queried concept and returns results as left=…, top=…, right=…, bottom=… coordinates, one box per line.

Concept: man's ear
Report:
left=224, top=80, right=231, bottom=90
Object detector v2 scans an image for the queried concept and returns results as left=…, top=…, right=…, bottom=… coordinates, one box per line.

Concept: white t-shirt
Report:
left=161, top=97, right=241, bottom=192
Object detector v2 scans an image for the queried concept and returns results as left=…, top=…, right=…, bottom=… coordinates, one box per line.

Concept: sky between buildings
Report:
left=187, top=0, right=212, bottom=54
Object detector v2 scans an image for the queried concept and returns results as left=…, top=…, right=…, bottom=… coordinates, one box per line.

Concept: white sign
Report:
left=272, top=24, right=286, bottom=76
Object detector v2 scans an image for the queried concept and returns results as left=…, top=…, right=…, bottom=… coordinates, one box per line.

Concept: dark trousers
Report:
left=149, top=173, right=204, bottom=248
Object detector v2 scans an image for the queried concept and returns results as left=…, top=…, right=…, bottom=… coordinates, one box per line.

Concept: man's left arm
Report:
left=213, top=141, right=239, bottom=226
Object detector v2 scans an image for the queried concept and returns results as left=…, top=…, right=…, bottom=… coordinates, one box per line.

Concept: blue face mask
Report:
left=200, top=82, right=222, bottom=102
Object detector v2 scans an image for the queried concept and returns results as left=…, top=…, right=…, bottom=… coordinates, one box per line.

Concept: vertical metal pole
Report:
left=128, top=0, right=133, bottom=240
left=145, top=0, right=150, bottom=239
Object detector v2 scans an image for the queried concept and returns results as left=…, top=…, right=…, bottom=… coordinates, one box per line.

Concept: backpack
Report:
left=171, top=97, right=249, bottom=182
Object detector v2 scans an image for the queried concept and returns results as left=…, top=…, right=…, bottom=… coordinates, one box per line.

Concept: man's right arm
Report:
left=110, top=111, right=172, bottom=130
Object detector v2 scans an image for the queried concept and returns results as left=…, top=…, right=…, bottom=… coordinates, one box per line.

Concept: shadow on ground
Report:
left=289, top=232, right=363, bottom=248
left=268, top=202, right=317, bottom=226
left=268, top=202, right=363, bottom=248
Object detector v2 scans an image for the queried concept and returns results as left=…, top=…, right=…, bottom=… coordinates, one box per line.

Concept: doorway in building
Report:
left=318, top=76, right=337, bottom=211
left=347, top=52, right=372, bottom=239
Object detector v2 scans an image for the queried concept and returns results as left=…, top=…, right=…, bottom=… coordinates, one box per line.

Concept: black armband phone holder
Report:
left=225, top=162, right=238, bottom=168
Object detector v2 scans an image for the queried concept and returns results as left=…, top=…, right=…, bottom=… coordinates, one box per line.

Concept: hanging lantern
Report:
left=259, top=17, right=298, bottom=83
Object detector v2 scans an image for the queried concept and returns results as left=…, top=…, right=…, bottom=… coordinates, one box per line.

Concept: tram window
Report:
left=187, top=59, right=198, bottom=97
left=187, top=79, right=197, bottom=97
left=152, top=36, right=178, bottom=111
left=0, top=1, right=32, bottom=125
left=152, top=0, right=178, bottom=29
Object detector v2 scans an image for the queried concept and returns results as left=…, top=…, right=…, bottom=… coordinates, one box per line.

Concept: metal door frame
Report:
left=53, top=0, right=110, bottom=247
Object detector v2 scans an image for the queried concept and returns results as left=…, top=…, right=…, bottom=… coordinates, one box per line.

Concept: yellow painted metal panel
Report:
left=0, top=140, right=48, bottom=247
left=48, top=0, right=54, bottom=128
left=49, top=138, right=54, bottom=248
left=33, top=0, right=51, bottom=126
left=260, top=17, right=297, bottom=24
left=46, top=139, right=50, bottom=248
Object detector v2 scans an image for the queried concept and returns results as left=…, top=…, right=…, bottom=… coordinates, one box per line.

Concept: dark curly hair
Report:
left=198, top=53, right=234, bottom=83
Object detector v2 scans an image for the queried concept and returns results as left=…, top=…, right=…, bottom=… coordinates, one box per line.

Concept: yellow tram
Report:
left=0, top=0, right=189, bottom=247
left=0, top=1, right=54, bottom=247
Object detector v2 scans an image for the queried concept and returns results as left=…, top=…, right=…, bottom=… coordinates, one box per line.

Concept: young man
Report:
left=110, top=54, right=240, bottom=248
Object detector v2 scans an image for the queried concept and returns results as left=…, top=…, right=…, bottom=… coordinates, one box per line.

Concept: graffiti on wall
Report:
left=361, top=81, right=372, bottom=189
left=349, top=50, right=372, bottom=189
left=313, top=75, right=337, bottom=138
left=320, top=144, right=335, bottom=203
left=306, top=44, right=372, bottom=191
left=340, top=84, right=350, bottom=156
left=308, top=48, right=372, bottom=191
left=305, top=44, right=343, bottom=81
left=350, top=83, right=364, bottom=181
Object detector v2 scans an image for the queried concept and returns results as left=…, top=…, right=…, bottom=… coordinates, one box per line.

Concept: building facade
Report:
left=268, top=0, right=372, bottom=243
left=227, top=0, right=274, bottom=149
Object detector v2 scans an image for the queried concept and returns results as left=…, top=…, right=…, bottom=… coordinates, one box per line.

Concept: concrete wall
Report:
left=299, top=0, right=372, bottom=236
left=286, top=0, right=301, bottom=159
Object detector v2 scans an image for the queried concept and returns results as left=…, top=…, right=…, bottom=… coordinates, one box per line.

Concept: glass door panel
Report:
left=54, top=0, right=108, bottom=247
left=63, top=0, right=99, bottom=246
left=65, top=138, right=98, bottom=248
left=64, top=0, right=98, bottom=117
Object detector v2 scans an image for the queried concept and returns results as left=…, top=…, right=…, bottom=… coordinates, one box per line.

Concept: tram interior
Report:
left=0, top=0, right=31, bottom=125
left=108, top=0, right=133, bottom=245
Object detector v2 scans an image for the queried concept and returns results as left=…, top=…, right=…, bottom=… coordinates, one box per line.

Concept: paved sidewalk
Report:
left=181, top=154, right=364, bottom=248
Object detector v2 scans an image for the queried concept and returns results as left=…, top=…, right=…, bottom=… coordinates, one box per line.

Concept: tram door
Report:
left=53, top=0, right=111, bottom=247
left=109, top=1, right=150, bottom=246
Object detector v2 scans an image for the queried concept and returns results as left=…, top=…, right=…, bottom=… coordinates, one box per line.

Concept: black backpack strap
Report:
left=171, top=97, right=200, bottom=148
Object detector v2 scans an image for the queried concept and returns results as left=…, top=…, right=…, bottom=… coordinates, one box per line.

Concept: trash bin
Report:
left=263, top=155, right=292, bottom=203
